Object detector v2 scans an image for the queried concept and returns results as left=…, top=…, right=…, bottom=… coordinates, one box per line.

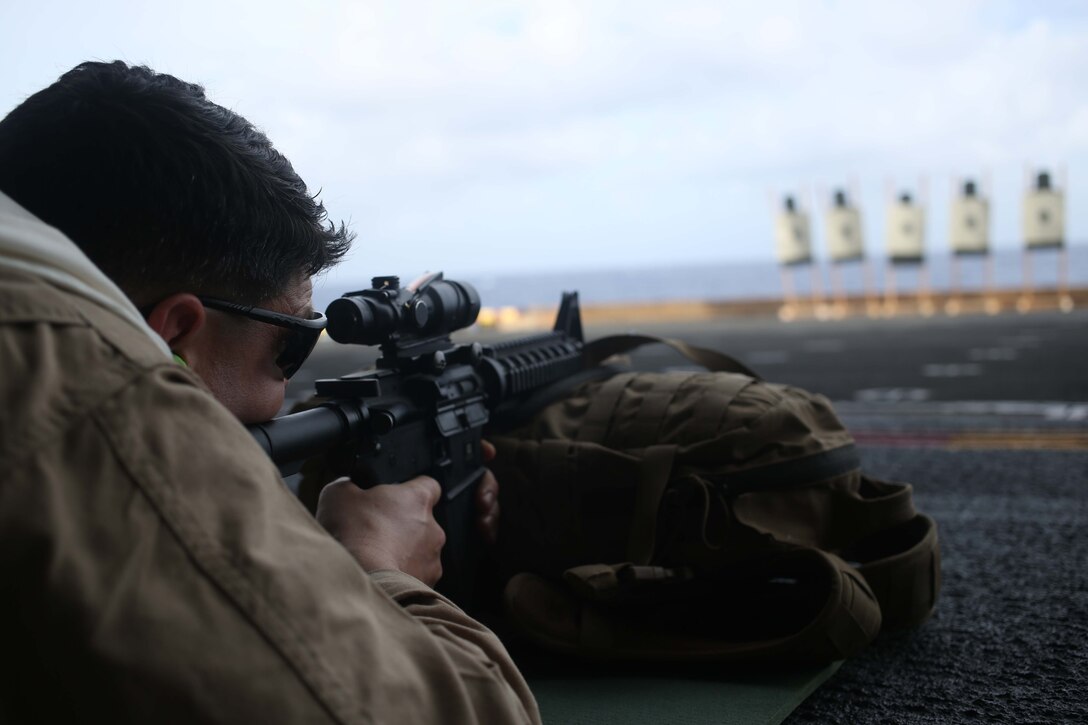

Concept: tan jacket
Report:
left=0, top=197, right=540, bottom=723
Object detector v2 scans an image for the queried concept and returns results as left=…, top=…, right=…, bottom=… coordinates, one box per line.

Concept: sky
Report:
left=2, top=0, right=1087, bottom=290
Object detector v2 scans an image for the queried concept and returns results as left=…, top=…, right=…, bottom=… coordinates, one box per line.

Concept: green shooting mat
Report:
left=522, top=657, right=842, bottom=725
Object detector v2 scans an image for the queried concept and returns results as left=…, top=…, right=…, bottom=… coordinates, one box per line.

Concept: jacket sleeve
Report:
left=0, top=354, right=540, bottom=724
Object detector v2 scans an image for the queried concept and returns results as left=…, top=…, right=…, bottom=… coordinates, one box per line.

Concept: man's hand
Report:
left=476, top=440, right=501, bottom=545
left=316, top=476, right=446, bottom=586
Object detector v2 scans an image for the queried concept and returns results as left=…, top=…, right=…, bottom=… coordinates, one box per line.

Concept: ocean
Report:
left=313, top=244, right=1087, bottom=312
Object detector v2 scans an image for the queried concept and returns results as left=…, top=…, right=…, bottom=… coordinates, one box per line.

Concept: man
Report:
left=0, top=61, right=537, bottom=723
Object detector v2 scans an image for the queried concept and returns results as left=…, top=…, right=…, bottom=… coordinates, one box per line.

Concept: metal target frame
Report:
left=823, top=181, right=878, bottom=318
left=770, top=188, right=826, bottom=321
left=1018, top=166, right=1072, bottom=313
left=947, top=174, right=999, bottom=316
left=883, top=177, right=934, bottom=317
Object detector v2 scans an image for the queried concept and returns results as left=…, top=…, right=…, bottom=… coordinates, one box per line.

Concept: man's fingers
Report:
left=321, top=476, right=354, bottom=495
left=477, top=497, right=501, bottom=545
left=316, top=475, right=447, bottom=585
left=476, top=470, right=499, bottom=509
left=481, top=439, right=496, bottom=463
left=476, top=469, right=501, bottom=544
left=404, top=475, right=442, bottom=507
left=315, top=477, right=360, bottom=521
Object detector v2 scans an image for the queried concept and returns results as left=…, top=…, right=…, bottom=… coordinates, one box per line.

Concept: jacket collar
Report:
left=0, top=191, right=171, bottom=358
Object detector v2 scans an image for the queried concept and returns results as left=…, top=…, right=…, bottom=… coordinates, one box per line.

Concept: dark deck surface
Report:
left=290, top=308, right=1088, bottom=724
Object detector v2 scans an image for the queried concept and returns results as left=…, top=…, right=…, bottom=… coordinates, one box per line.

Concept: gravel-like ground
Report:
left=786, top=446, right=1088, bottom=725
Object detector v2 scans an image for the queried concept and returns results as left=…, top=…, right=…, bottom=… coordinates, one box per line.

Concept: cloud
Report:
left=3, top=0, right=1087, bottom=275
left=249, top=2, right=1088, bottom=176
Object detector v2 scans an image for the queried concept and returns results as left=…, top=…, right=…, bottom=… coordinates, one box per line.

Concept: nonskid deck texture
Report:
left=787, top=444, right=1087, bottom=725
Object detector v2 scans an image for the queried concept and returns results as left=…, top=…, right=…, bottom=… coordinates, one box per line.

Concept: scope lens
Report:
left=326, top=296, right=385, bottom=344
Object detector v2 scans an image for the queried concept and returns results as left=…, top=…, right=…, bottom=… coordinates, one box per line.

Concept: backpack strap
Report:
left=704, top=444, right=863, bottom=495
left=575, top=372, right=638, bottom=442
left=627, top=444, right=678, bottom=565
left=844, top=513, right=941, bottom=630
left=584, top=334, right=760, bottom=378
left=564, top=563, right=693, bottom=602
left=575, top=369, right=755, bottom=450
left=502, top=549, right=882, bottom=664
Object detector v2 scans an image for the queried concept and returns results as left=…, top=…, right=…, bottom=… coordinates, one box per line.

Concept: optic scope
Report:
left=326, top=272, right=481, bottom=347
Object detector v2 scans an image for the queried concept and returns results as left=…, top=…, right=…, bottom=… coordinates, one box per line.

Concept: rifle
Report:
left=246, top=272, right=590, bottom=606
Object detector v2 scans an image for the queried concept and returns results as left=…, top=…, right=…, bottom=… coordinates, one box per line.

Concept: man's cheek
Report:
left=233, top=382, right=287, bottom=424
left=257, top=384, right=287, bottom=421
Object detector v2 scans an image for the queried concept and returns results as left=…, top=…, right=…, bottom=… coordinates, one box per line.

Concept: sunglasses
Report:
left=198, top=296, right=327, bottom=379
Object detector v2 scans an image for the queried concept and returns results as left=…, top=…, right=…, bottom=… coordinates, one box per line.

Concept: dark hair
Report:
left=0, top=61, right=352, bottom=304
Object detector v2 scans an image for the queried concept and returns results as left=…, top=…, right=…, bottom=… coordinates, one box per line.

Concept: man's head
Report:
left=0, top=61, right=352, bottom=422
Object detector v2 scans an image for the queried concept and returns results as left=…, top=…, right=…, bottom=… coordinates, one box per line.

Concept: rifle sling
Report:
left=584, top=334, right=760, bottom=378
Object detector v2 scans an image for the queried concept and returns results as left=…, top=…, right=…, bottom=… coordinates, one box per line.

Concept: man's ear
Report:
left=145, top=293, right=207, bottom=356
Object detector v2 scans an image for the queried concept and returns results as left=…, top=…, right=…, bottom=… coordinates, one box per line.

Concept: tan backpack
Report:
left=488, top=337, right=940, bottom=666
